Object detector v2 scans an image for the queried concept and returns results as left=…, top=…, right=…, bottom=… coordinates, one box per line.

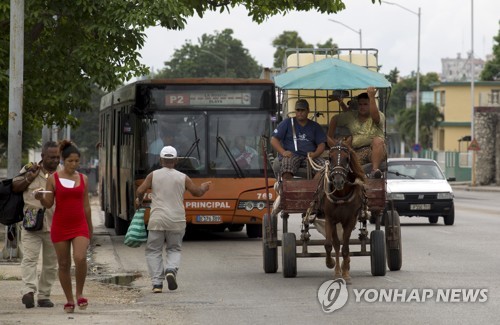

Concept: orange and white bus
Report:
left=98, top=79, right=276, bottom=237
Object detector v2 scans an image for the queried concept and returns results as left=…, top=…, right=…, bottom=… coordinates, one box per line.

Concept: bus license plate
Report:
left=410, top=204, right=431, bottom=210
left=195, top=215, right=222, bottom=223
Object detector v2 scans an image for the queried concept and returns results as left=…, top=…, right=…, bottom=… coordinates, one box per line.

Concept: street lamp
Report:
left=328, top=19, right=362, bottom=49
left=382, top=1, right=421, bottom=154
left=201, top=49, right=227, bottom=77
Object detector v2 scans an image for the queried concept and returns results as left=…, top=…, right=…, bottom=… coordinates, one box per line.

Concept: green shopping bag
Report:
left=124, top=208, right=148, bottom=248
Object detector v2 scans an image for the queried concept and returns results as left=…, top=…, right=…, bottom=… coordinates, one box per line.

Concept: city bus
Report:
left=98, top=79, right=277, bottom=237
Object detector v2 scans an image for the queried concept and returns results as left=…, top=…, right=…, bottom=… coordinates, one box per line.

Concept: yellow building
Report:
left=432, top=81, right=500, bottom=152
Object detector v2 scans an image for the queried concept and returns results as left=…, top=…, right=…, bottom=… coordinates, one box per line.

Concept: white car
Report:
left=386, top=158, right=455, bottom=225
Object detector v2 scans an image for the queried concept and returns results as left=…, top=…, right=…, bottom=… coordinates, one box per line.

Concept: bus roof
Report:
left=100, top=78, right=275, bottom=110
left=136, top=78, right=274, bottom=85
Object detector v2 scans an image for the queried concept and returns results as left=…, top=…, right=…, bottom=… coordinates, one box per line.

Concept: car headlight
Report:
left=238, top=200, right=267, bottom=211
left=437, top=192, right=453, bottom=199
left=387, top=193, right=405, bottom=200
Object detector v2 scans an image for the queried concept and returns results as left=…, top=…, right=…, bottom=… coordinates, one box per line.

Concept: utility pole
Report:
left=7, top=0, right=24, bottom=179
left=4, top=0, right=25, bottom=260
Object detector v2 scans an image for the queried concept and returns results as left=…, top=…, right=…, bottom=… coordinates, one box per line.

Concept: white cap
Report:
left=160, top=146, right=177, bottom=159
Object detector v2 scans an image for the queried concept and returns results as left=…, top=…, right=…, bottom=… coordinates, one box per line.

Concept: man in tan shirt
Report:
left=12, top=141, right=61, bottom=308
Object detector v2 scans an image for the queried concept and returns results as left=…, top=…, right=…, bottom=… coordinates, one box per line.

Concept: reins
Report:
left=307, top=148, right=363, bottom=204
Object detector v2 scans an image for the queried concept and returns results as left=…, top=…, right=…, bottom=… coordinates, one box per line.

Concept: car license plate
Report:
left=195, top=215, right=222, bottom=223
left=410, top=204, right=431, bottom=210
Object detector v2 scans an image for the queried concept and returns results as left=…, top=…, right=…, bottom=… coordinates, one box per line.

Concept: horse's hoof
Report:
left=343, top=276, right=352, bottom=285
left=326, top=261, right=335, bottom=269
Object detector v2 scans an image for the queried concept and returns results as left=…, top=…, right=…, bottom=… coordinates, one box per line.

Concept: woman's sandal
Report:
left=77, top=297, right=88, bottom=310
left=63, top=302, right=75, bottom=313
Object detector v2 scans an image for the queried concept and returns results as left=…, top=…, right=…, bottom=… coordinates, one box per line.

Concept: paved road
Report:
left=1, top=189, right=498, bottom=324
left=88, top=189, right=499, bottom=324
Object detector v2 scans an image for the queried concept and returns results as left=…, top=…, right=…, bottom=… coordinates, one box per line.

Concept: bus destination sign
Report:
left=166, top=92, right=251, bottom=106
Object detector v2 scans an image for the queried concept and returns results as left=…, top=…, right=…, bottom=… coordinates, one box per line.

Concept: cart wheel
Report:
left=370, top=230, right=386, bottom=276
left=262, top=214, right=278, bottom=273
left=282, top=232, right=297, bottom=278
left=444, top=204, right=455, bottom=226
left=384, top=210, right=402, bottom=271
left=428, top=216, right=438, bottom=224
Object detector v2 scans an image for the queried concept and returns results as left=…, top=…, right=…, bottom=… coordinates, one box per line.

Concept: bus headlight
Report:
left=238, top=200, right=267, bottom=211
left=244, top=201, right=254, bottom=211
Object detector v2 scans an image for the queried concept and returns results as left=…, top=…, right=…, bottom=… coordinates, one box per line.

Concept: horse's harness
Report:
left=305, top=143, right=369, bottom=228
left=328, top=144, right=352, bottom=181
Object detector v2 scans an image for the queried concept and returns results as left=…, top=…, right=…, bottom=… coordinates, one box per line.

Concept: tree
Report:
left=480, top=20, right=500, bottom=81
left=385, top=68, right=400, bottom=85
left=396, top=103, right=442, bottom=150
left=388, top=72, right=440, bottom=152
left=155, top=29, right=261, bottom=78
left=271, top=31, right=339, bottom=68
left=386, top=72, right=439, bottom=118
left=70, top=86, right=104, bottom=165
left=1, top=0, right=380, bottom=150
left=272, top=31, right=313, bottom=68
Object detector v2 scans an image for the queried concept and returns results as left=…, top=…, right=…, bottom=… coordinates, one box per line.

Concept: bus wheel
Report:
left=114, top=215, right=129, bottom=236
left=104, top=212, right=114, bottom=229
left=228, top=224, right=244, bottom=232
left=246, top=224, right=262, bottom=238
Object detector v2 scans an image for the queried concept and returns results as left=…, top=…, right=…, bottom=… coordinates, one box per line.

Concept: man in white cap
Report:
left=136, top=146, right=211, bottom=293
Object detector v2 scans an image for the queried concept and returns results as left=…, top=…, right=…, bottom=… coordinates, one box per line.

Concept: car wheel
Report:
left=444, top=204, right=455, bottom=226
left=428, top=216, right=438, bottom=224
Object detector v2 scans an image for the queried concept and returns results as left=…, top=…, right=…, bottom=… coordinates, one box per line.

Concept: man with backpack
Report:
left=12, top=141, right=61, bottom=308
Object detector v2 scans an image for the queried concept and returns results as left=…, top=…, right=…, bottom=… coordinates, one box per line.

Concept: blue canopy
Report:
left=274, top=58, right=391, bottom=90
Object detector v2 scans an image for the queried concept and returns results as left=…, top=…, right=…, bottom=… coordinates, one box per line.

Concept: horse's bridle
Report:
left=328, top=144, right=352, bottom=180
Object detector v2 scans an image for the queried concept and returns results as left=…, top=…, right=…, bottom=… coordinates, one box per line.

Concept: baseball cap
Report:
left=160, top=146, right=177, bottom=159
left=295, top=99, right=309, bottom=110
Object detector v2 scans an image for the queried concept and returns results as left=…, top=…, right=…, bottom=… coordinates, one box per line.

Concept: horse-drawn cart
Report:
left=262, top=49, right=402, bottom=280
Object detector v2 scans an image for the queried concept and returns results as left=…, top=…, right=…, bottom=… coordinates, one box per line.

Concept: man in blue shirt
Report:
left=271, top=99, right=326, bottom=180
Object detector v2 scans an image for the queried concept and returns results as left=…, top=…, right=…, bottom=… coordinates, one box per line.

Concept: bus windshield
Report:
left=138, top=111, right=270, bottom=177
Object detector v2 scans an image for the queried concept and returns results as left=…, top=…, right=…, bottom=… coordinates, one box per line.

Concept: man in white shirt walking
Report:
left=136, top=146, right=211, bottom=293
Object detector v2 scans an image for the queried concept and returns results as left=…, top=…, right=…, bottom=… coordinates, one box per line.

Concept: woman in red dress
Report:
left=36, top=140, right=92, bottom=313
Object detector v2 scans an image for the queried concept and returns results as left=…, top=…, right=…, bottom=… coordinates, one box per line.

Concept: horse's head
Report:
left=328, top=138, right=352, bottom=191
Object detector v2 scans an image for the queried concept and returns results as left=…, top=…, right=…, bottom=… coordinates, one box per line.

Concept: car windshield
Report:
left=387, top=161, right=445, bottom=180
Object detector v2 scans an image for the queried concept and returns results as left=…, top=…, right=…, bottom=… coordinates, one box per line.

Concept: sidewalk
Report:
left=0, top=197, right=154, bottom=324
left=450, top=181, right=500, bottom=192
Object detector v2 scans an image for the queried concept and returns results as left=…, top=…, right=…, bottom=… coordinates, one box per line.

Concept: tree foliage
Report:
left=396, top=102, right=443, bottom=150
left=271, top=31, right=338, bottom=68
left=155, top=29, right=260, bottom=78
left=70, top=86, right=104, bottom=165
left=386, top=72, right=439, bottom=118
left=1, top=0, right=379, bottom=151
left=385, top=68, right=400, bottom=85
left=480, top=20, right=500, bottom=81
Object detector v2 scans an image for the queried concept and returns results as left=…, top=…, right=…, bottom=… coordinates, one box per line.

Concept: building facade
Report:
left=432, top=81, right=500, bottom=152
left=441, top=53, right=485, bottom=82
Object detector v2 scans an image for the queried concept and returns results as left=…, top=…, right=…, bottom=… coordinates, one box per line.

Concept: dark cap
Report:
left=357, top=92, right=369, bottom=100
left=295, top=99, right=309, bottom=110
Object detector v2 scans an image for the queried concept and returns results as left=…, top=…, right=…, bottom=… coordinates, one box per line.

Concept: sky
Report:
left=139, top=0, right=500, bottom=77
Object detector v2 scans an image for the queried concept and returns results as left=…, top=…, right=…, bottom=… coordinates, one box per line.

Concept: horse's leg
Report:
left=324, top=215, right=335, bottom=269
left=333, top=223, right=342, bottom=278
left=341, top=223, right=354, bottom=284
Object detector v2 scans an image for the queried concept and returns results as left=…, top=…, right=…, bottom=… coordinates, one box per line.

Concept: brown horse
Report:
left=323, top=138, right=366, bottom=283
